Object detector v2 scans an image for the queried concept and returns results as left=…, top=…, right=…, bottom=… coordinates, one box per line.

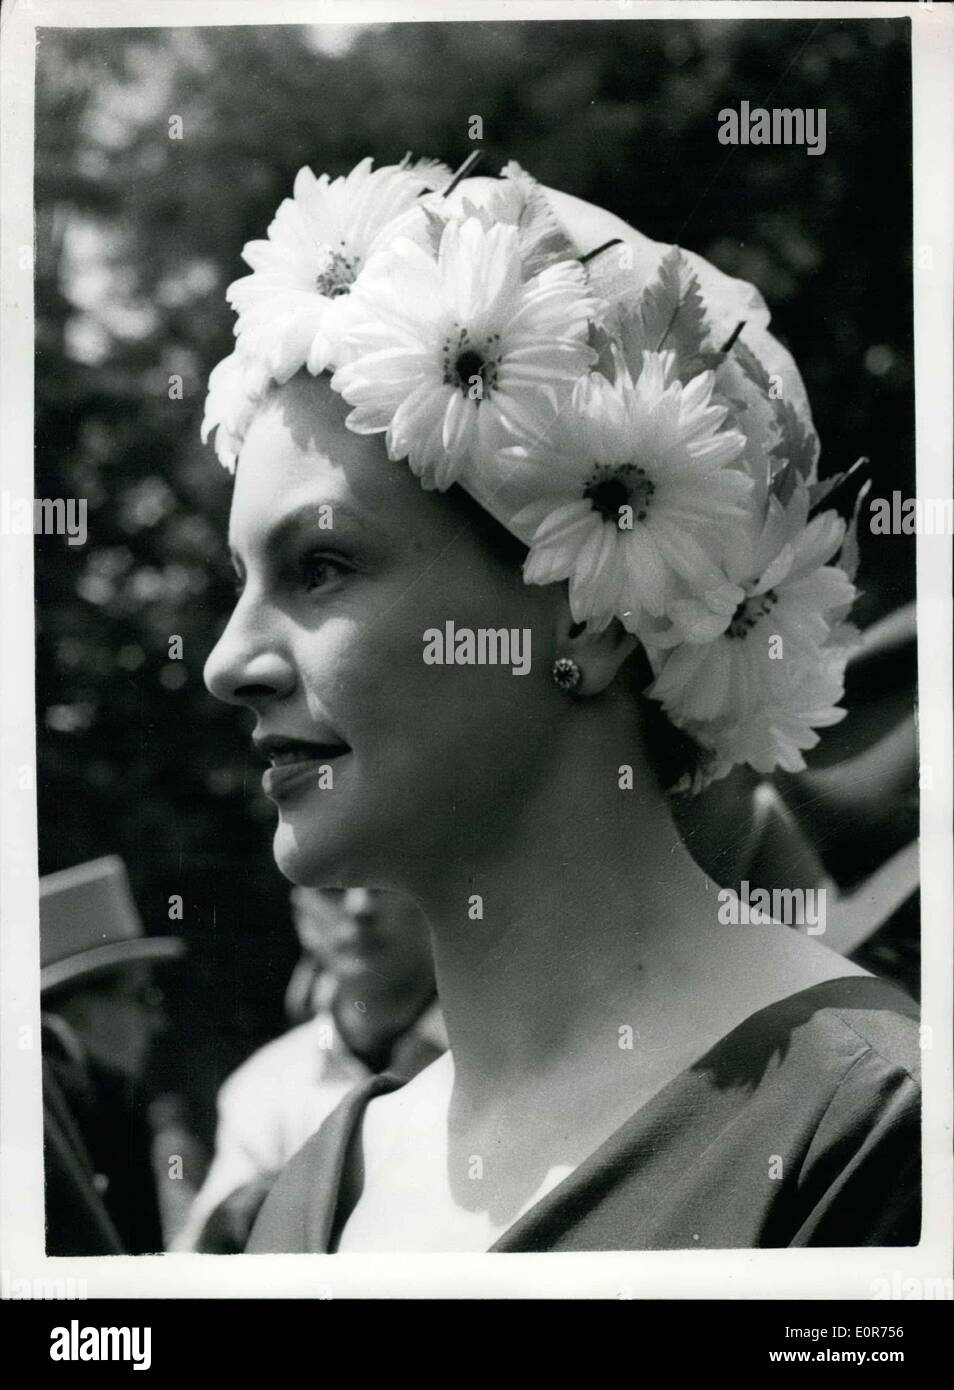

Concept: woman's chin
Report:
left=270, top=809, right=388, bottom=890
left=271, top=819, right=347, bottom=887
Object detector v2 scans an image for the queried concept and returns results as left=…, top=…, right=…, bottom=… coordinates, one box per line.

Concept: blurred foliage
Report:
left=33, top=18, right=914, bottom=1135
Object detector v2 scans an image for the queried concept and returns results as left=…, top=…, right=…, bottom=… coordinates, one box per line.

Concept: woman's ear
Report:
left=553, top=601, right=639, bottom=697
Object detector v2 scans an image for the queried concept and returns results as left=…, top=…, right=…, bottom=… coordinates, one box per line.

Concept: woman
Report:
left=201, top=157, right=919, bottom=1252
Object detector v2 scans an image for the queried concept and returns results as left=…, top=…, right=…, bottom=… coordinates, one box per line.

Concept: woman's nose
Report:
left=203, top=599, right=296, bottom=708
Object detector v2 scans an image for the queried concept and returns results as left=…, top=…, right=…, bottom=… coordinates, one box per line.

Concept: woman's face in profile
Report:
left=204, top=373, right=561, bottom=891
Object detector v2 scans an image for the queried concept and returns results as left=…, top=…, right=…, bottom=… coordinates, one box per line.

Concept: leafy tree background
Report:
left=34, top=18, right=914, bottom=1139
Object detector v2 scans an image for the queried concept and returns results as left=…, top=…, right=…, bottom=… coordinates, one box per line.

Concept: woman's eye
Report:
left=300, top=553, right=344, bottom=593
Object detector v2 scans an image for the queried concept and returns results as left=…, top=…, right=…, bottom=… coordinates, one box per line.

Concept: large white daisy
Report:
left=200, top=346, right=273, bottom=473
left=648, top=480, right=857, bottom=775
left=507, top=352, right=751, bottom=634
left=226, top=157, right=448, bottom=383
left=330, top=215, right=598, bottom=490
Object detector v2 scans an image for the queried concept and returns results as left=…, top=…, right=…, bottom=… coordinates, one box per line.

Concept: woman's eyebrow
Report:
left=229, top=501, right=379, bottom=567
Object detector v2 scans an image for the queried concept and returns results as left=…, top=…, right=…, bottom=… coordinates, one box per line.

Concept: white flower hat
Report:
left=508, top=352, right=752, bottom=638
left=226, top=157, right=451, bottom=383
left=203, top=155, right=864, bottom=788
left=330, top=214, right=597, bottom=491
left=647, top=478, right=859, bottom=781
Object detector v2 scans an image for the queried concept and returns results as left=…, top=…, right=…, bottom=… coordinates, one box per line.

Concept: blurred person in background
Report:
left=283, top=883, right=335, bottom=1025
left=175, top=886, right=443, bottom=1252
left=41, top=857, right=184, bottom=1255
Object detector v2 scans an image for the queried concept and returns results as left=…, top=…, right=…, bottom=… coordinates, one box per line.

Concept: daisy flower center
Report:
left=727, top=589, right=779, bottom=639
left=441, top=327, right=501, bottom=399
left=315, top=241, right=360, bottom=298
left=584, top=463, right=656, bottom=526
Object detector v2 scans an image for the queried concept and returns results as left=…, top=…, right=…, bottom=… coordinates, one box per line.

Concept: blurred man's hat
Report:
left=40, top=855, right=184, bottom=995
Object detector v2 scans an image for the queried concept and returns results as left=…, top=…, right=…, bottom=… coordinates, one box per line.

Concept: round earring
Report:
left=551, top=656, right=583, bottom=694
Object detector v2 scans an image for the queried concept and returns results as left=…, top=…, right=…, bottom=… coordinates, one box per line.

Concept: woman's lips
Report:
left=257, top=739, right=350, bottom=801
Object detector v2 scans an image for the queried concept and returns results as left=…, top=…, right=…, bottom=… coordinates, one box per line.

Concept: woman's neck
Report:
left=364, top=690, right=861, bottom=1233
left=416, top=687, right=724, bottom=1111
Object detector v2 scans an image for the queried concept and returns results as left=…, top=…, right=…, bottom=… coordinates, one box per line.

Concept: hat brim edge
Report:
left=41, top=937, right=186, bottom=995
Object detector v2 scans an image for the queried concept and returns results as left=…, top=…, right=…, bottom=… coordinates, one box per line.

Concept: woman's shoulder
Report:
left=767, top=977, right=921, bottom=1247
left=696, top=974, right=921, bottom=1244
left=810, top=975, right=920, bottom=1076
left=530, top=975, right=922, bottom=1251
left=756, top=973, right=918, bottom=1075
left=701, top=973, right=920, bottom=1102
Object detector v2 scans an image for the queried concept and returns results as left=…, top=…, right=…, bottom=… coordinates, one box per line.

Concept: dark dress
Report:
left=247, top=976, right=921, bottom=1252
